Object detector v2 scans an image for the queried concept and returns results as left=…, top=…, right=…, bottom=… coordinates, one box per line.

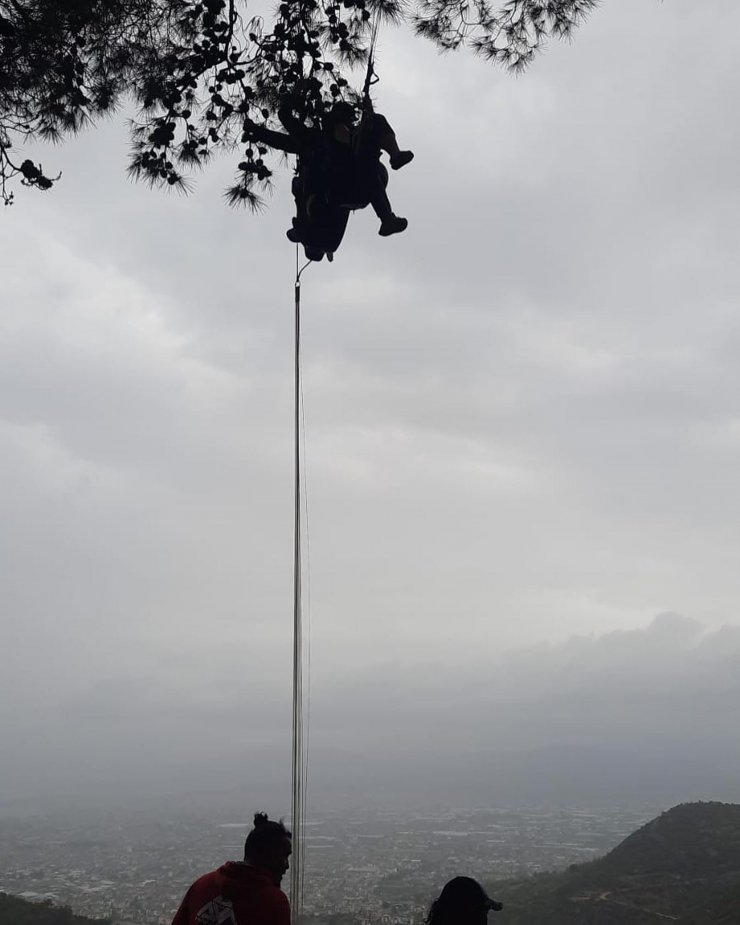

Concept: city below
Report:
left=0, top=804, right=660, bottom=925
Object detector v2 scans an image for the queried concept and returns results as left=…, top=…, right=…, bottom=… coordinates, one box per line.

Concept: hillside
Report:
left=493, top=802, right=740, bottom=924
left=0, top=893, right=108, bottom=925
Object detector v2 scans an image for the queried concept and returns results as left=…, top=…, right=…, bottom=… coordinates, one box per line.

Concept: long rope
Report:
left=291, top=256, right=311, bottom=925
left=289, top=9, right=379, bottom=915
left=289, top=12, right=378, bottom=887
left=299, top=333, right=312, bottom=913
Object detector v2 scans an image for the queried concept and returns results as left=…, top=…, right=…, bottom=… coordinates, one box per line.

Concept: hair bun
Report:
left=253, top=812, right=269, bottom=828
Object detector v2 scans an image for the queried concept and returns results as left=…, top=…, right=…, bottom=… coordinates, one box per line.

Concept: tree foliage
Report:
left=0, top=0, right=598, bottom=206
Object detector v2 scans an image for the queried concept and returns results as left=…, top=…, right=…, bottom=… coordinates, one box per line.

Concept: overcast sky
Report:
left=2, top=0, right=740, bottom=811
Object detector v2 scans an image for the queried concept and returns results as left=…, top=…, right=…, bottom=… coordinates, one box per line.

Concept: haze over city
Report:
left=3, top=0, right=740, bottom=819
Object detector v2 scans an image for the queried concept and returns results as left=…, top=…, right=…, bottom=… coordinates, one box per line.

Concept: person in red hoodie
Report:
left=171, top=813, right=292, bottom=925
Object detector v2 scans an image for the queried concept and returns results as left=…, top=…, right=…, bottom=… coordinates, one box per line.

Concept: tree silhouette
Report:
left=0, top=0, right=597, bottom=206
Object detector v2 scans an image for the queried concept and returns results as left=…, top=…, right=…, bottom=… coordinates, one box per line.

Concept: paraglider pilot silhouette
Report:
left=283, top=97, right=413, bottom=251
left=249, top=95, right=413, bottom=261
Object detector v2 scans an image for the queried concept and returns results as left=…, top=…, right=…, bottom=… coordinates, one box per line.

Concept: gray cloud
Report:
left=2, top=0, right=740, bottom=811
left=303, top=614, right=740, bottom=805
left=3, top=615, right=739, bottom=809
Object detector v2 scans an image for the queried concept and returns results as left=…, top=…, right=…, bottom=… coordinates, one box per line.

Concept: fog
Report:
left=2, top=0, right=740, bottom=814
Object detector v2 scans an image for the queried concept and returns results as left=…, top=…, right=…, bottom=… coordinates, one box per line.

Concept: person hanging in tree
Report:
left=327, top=99, right=413, bottom=232
left=171, top=813, right=291, bottom=925
left=279, top=97, right=413, bottom=240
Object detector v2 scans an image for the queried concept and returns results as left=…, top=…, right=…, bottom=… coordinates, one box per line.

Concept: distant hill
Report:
left=0, top=893, right=108, bottom=925
left=493, top=802, right=740, bottom=924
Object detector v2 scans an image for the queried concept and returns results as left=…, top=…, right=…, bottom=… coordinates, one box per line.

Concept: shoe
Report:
left=390, top=150, right=414, bottom=170
left=379, top=215, right=408, bottom=236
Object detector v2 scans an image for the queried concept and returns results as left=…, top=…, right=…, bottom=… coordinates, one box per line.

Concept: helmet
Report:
left=327, top=101, right=357, bottom=125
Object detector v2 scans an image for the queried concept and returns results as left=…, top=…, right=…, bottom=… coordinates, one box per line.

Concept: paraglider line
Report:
left=291, top=247, right=311, bottom=925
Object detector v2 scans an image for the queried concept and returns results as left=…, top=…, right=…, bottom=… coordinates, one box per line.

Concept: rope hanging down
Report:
left=291, top=257, right=311, bottom=925
left=289, top=19, right=381, bottom=874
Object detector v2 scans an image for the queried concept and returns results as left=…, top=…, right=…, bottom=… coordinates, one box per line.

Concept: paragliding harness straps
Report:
left=362, top=13, right=381, bottom=102
left=353, top=12, right=381, bottom=157
left=289, top=13, right=381, bottom=230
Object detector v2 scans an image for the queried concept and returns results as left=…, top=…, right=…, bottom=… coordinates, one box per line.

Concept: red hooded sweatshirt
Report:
left=171, top=863, right=290, bottom=925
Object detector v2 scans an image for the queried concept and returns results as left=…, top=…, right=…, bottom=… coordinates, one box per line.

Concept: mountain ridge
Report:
left=0, top=893, right=109, bottom=925
left=493, top=801, right=740, bottom=924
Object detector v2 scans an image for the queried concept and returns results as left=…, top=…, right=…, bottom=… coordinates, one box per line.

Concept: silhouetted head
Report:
left=427, top=877, right=503, bottom=925
left=326, top=100, right=357, bottom=128
left=243, top=812, right=292, bottom=886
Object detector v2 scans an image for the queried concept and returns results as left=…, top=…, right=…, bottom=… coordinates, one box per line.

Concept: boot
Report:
left=390, top=151, right=414, bottom=170
left=379, top=215, right=408, bottom=236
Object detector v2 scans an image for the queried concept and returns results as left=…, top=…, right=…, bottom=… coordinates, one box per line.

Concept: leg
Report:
left=368, top=169, right=393, bottom=222
left=367, top=164, right=407, bottom=237
left=369, top=113, right=414, bottom=170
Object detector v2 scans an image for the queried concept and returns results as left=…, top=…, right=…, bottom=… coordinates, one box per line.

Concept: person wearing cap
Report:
left=171, top=813, right=291, bottom=925
left=427, top=877, right=504, bottom=925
